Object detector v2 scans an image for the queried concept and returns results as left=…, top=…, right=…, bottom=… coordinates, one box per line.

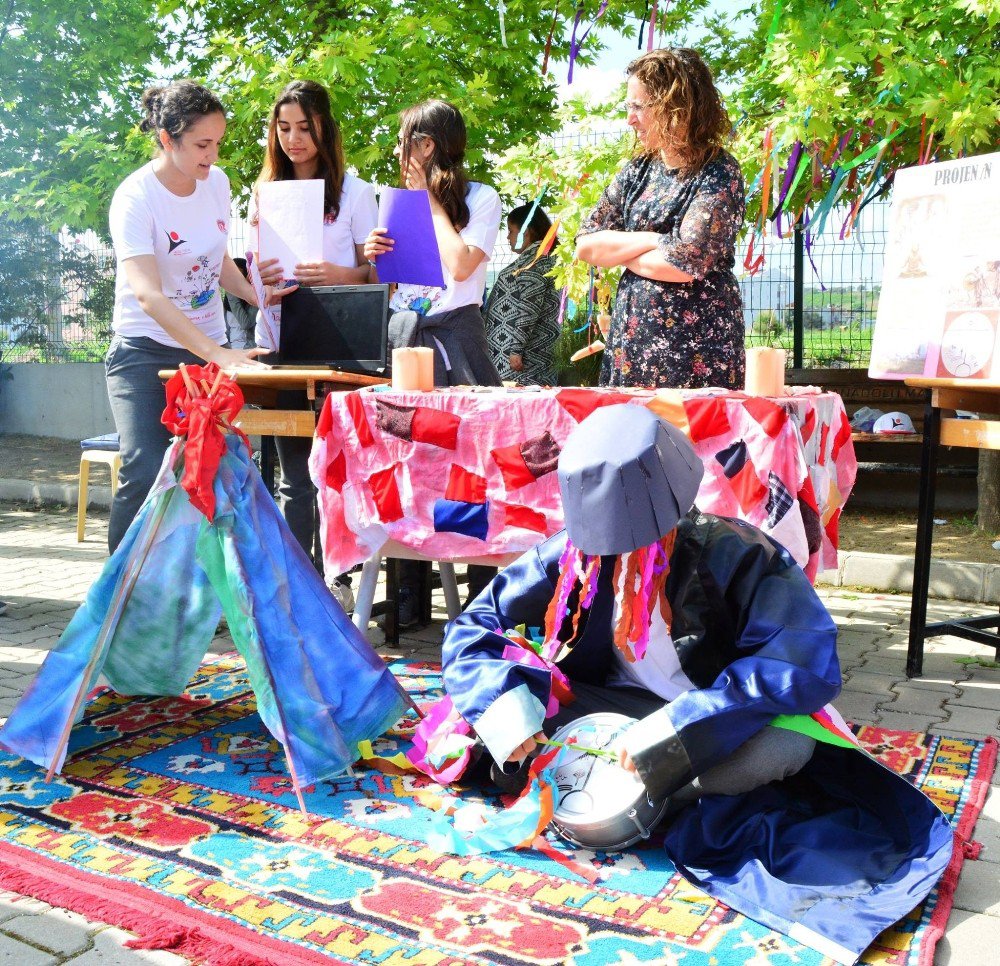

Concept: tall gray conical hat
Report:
left=557, top=404, right=704, bottom=556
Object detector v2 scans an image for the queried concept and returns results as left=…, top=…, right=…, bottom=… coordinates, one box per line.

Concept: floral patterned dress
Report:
left=579, top=151, right=746, bottom=389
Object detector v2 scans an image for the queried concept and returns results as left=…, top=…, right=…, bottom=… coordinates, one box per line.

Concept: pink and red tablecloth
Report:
left=310, top=386, right=856, bottom=583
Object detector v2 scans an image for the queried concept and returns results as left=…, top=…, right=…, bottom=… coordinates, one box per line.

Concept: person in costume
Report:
left=249, top=80, right=378, bottom=610
left=484, top=203, right=561, bottom=386
left=364, top=99, right=502, bottom=626
left=106, top=81, right=292, bottom=553
left=576, top=48, right=745, bottom=390
left=441, top=404, right=951, bottom=965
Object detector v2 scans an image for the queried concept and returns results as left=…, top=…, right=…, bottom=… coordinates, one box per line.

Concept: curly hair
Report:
left=398, top=100, right=470, bottom=231
left=258, top=80, right=346, bottom=221
left=139, top=82, right=225, bottom=141
left=626, top=48, right=731, bottom=177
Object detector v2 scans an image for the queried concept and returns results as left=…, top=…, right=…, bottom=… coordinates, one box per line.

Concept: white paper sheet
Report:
left=257, top=179, right=324, bottom=278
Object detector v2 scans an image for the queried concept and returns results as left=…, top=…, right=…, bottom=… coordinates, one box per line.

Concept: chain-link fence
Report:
left=1, top=143, right=888, bottom=369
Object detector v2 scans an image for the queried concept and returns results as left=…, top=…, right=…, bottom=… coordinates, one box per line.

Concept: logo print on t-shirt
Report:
left=217, top=219, right=226, bottom=233
left=165, top=230, right=187, bottom=253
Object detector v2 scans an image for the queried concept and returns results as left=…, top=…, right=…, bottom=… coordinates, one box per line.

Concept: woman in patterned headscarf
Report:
left=484, top=204, right=561, bottom=385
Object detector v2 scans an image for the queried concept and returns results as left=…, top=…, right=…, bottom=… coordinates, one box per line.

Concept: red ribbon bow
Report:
left=160, top=363, right=250, bottom=521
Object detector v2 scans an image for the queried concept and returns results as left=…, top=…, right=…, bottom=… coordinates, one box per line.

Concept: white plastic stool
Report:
left=77, top=446, right=122, bottom=542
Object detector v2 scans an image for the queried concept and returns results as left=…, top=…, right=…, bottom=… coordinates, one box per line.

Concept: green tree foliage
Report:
left=2, top=0, right=681, bottom=232
left=717, top=0, right=1000, bottom=230
left=0, top=1, right=162, bottom=231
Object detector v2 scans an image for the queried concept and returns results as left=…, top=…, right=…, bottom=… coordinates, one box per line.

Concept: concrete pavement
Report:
left=0, top=502, right=997, bottom=964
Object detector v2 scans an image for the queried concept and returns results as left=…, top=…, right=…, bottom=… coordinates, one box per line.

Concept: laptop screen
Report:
left=277, top=284, right=389, bottom=373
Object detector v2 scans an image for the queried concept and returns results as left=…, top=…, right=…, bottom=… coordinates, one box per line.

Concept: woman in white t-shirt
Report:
left=106, top=81, right=290, bottom=553
left=249, top=81, right=378, bottom=600
left=364, top=100, right=502, bottom=627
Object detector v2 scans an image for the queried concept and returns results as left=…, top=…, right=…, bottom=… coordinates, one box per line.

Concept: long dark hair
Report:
left=259, top=80, right=345, bottom=219
left=139, top=82, right=224, bottom=143
left=626, top=48, right=730, bottom=177
left=398, top=100, right=470, bottom=230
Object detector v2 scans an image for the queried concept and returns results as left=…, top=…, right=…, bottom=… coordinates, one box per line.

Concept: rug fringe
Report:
left=0, top=859, right=287, bottom=966
left=918, top=735, right=999, bottom=966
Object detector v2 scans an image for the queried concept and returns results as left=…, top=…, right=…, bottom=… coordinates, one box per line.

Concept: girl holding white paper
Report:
left=105, top=81, right=290, bottom=553
left=249, top=81, right=378, bottom=606
left=364, top=100, right=501, bottom=627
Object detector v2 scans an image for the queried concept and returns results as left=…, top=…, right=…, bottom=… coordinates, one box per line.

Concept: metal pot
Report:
left=548, top=712, right=669, bottom=851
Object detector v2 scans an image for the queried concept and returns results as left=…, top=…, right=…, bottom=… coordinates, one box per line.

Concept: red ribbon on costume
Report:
left=161, top=363, right=250, bottom=521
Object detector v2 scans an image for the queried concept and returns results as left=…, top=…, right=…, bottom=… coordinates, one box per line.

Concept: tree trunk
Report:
left=977, top=450, right=1000, bottom=534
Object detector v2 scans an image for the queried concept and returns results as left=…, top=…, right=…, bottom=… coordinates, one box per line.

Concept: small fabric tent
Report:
left=0, top=368, right=411, bottom=803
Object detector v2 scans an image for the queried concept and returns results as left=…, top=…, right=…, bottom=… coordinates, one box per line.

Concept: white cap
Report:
left=873, top=411, right=917, bottom=434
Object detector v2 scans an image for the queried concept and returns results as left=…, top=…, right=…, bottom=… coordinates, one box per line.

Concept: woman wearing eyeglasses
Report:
left=364, top=100, right=502, bottom=628
left=364, top=99, right=502, bottom=389
left=576, top=48, right=745, bottom=390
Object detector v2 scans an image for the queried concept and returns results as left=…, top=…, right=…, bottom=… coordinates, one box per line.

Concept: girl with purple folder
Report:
left=364, top=100, right=502, bottom=627
left=250, top=81, right=379, bottom=611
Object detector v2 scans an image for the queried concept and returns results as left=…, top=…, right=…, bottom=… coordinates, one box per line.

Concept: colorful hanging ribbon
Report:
left=160, top=364, right=249, bottom=521
left=567, top=0, right=610, bottom=84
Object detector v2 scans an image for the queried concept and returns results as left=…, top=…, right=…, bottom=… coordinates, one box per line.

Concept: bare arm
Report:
left=575, top=230, right=661, bottom=268
left=123, top=255, right=269, bottom=368
left=622, top=250, right=694, bottom=283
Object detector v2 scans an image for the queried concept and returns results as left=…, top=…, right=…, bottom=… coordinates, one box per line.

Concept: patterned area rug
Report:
left=0, top=656, right=994, bottom=966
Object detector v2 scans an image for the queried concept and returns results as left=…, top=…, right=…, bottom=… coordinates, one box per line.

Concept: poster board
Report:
left=869, top=151, right=1000, bottom=380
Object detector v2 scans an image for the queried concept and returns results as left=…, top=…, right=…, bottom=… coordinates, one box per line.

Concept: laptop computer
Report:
left=273, top=284, right=390, bottom=374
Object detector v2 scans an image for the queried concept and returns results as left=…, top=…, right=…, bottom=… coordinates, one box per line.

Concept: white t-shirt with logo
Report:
left=248, top=173, right=379, bottom=349
left=389, top=181, right=502, bottom=317
left=109, top=162, right=230, bottom=346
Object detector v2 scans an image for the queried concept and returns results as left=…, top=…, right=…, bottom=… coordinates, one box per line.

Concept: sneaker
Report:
left=328, top=580, right=355, bottom=615
left=396, top=588, right=420, bottom=631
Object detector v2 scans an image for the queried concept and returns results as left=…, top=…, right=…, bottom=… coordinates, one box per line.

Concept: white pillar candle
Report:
left=744, top=347, right=787, bottom=396
left=414, top=346, right=434, bottom=390
left=392, top=348, right=421, bottom=390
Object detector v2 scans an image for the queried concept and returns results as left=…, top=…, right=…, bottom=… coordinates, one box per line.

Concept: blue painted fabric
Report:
left=0, top=436, right=411, bottom=786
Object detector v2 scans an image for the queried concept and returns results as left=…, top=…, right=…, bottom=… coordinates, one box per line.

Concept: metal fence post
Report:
left=792, top=223, right=805, bottom=369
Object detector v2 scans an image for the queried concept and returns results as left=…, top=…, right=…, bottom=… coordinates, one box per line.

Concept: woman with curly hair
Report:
left=576, top=48, right=746, bottom=390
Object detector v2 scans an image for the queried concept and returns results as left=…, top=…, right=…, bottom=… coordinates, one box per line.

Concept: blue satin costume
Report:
left=442, top=510, right=953, bottom=965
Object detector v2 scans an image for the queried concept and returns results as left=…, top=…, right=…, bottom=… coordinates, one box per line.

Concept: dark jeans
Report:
left=105, top=335, right=203, bottom=553
left=273, top=389, right=317, bottom=559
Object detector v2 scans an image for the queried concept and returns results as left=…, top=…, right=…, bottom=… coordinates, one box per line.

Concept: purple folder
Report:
left=376, top=188, right=445, bottom=288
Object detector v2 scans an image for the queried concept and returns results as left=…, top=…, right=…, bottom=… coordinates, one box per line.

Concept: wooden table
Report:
left=158, top=366, right=388, bottom=481
left=904, top=377, right=1000, bottom=677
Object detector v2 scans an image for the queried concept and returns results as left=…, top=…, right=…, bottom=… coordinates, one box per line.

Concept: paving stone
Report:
left=937, top=706, right=1000, bottom=735
left=877, top=709, right=948, bottom=732
left=2, top=906, right=94, bottom=956
left=838, top=669, right=903, bottom=697
left=884, top=683, right=953, bottom=715
left=954, top=681, right=1000, bottom=712
left=831, top=691, right=883, bottom=726
left=0, top=934, right=57, bottom=965
left=935, top=908, right=1000, bottom=965
left=64, top=926, right=187, bottom=964
left=0, top=893, right=53, bottom=924
left=951, top=859, right=1000, bottom=917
